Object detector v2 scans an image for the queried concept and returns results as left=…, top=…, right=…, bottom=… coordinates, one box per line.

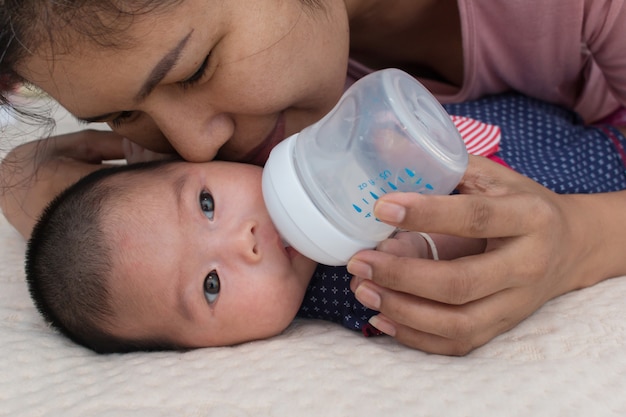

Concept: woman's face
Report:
left=20, top=0, right=350, bottom=164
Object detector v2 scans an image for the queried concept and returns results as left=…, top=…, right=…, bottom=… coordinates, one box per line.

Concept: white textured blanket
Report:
left=2, top=102, right=626, bottom=417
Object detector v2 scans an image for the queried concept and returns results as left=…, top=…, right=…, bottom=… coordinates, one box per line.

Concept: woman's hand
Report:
left=0, top=130, right=125, bottom=238
left=348, top=155, right=626, bottom=355
left=122, top=137, right=176, bottom=164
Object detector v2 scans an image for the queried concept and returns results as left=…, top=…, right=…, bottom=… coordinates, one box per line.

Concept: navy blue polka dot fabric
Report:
left=297, top=264, right=374, bottom=332
left=444, top=94, right=626, bottom=193
left=297, top=93, right=626, bottom=332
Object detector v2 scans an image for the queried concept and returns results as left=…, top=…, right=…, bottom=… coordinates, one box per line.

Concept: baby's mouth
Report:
left=240, top=114, right=286, bottom=166
left=284, top=245, right=300, bottom=260
left=279, top=238, right=303, bottom=261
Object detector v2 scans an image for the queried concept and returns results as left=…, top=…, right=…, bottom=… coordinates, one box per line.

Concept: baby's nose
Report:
left=230, top=220, right=262, bottom=264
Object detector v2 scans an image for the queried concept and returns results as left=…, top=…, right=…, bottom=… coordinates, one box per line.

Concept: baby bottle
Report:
left=262, top=69, right=468, bottom=266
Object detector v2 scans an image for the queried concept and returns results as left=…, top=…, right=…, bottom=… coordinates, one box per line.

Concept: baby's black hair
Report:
left=25, top=160, right=181, bottom=353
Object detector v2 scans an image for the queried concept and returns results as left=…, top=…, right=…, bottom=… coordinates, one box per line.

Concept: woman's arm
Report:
left=585, top=0, right=626, bottom=109
left=348, top=155, right=626, bottom=355
left=0, top=130, right=125, bottom=239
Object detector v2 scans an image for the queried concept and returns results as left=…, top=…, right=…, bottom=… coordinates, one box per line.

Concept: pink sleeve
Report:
left=582, top=0, right=626, bottom=108
left=423, top=0, right=626, bottom=123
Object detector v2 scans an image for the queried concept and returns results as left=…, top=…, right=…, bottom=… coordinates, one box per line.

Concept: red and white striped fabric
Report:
left=450, top=115, right=501, bottom=157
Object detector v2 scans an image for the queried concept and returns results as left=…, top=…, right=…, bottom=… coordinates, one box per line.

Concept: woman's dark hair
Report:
left=1, top=0, right=185, bottom=153
left=25, top=160, right=182, bottom=353
left=1, top=0, right=183, bottom=106
left=1, top=0, right=323, bottom=104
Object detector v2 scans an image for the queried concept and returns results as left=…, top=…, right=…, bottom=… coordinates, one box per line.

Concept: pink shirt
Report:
left=351, top=0, right=626, bottom=123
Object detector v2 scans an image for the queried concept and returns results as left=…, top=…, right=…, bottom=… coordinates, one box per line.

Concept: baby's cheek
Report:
left=251, top=306, right=295, bottom=340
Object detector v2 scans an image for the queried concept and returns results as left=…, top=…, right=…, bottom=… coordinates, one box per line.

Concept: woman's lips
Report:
left=241, top=114, right=286, bottom=166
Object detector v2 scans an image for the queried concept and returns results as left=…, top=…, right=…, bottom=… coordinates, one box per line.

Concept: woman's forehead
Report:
left=19, top=2, right=219, bottom=113
left=15, top=1, right=183, bottom=61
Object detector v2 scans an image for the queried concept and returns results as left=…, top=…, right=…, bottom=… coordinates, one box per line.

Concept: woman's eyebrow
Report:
left=135, top=29, right=194, bottom=102
left=74, top=30, right=194, bottom=123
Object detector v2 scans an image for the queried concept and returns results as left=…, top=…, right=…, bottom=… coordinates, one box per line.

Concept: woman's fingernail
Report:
left=369, top=315, right=397, bottom=337
left=347, top=259, right=372, bottom=280
left=349, top=276, right=363, bottom=292
left=355, top=285, right=381, bottom=310
left=375, top=201, right=406, bottom=223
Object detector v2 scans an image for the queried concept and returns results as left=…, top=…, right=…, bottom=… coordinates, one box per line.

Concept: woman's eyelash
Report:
left=179, top=54, right=211, bottom=90
left=110, top=111, right=135, bottom=128
left=106, top=54, right=210, bottom=128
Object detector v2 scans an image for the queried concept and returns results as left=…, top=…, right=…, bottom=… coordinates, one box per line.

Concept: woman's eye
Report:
left=199, top=191, right=214, bottom=220
left=204, top=270, right=220, bottom=304
left=179, top=54, right=211, bottom=89
left=110, top=111, right=135, bottom=128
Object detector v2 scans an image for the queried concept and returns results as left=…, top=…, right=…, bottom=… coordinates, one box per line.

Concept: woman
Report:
left=1, top=0, right=626, bottom=355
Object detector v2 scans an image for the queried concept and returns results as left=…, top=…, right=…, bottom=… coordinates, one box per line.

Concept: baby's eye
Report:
left=199, top=190, right=214, bottom=220
left=204, top=270, right=220, bottom=304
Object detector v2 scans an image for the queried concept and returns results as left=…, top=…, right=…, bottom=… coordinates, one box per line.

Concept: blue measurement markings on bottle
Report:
left=352, top=167, right=434, bottom=220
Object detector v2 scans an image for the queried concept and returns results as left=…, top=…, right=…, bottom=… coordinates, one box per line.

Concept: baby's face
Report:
left=104, top=161, right=317, bottom=348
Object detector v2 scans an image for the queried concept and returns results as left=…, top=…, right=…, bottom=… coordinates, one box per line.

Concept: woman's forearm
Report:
left=564, top=190, right=626, bottom=288
left=0, top=130, right=125, bottom=239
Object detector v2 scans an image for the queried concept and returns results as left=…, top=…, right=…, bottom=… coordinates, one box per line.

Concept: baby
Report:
left=26, top=159, right=385, bottom=354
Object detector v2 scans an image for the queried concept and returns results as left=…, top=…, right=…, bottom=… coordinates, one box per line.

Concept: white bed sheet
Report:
left=2, top=100, right=626, bottom=417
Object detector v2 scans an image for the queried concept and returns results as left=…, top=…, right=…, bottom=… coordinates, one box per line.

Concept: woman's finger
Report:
left=350, top=246, right=519, bottom=305
left=51, top=129, right=126, bottom=162
left=122, top=137, right=177, bottom=164
left=359, top=281, right=543, bottom=355
left=373, top=160, right=559, bottom=239
left=375, top=231, right=430, bottom=258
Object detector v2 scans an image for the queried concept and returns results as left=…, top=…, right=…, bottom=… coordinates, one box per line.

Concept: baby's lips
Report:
left=284, top=245, right=297, bottom=259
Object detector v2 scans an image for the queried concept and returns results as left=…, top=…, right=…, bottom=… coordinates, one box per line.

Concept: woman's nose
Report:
left=147, top=97, right=235, bottom=162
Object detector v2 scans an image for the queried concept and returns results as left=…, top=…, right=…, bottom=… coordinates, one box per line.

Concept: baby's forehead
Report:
left=98, top=167, right=173, bottom=232
left=97, top=160, right=222, bottom=265
left=100, top=161, right=201, bottom=231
